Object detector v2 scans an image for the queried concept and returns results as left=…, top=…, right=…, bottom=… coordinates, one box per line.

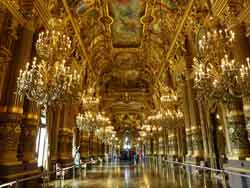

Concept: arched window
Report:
left=35, top=109, right=48, bottom=168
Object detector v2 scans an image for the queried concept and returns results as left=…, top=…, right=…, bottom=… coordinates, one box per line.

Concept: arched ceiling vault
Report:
left=60, top=0, right=198, bottom=136
left=34, top=0, right=211, bottom=137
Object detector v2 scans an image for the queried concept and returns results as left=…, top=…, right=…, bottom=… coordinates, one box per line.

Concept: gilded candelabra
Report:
left=16, top=18, right=81, bottom=106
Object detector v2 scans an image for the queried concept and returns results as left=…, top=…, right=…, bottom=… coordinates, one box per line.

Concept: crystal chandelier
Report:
left=36, top=29, right=72, bottom=61
left=16, top=19, right=81, bottom=106
left=238, top=58, right=250, bottom=96
left=160, top=88, right=178, bottom=103
left=76, top=111, right=110, bottom=132
left=76, top=111, right=95, bottom=132
left=81, top=88, right=100, bottom=107
left=17, top=58, right=81, bottom=105
left=147, top=111, right=164, bottom=121
left=193, top=27, right=239, bottom=101
left=96, top=112, right=111, bottom=125
left=145, top=107, right=183, bottom=126
left=76, top=112, right=95, bottom=132
left=95, top=127, right=117, bottom=144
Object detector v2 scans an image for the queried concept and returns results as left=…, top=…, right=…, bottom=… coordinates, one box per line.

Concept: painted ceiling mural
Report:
left=110, top=0, right=144, bottom=47
left=59, top=0, right=191, bottom=134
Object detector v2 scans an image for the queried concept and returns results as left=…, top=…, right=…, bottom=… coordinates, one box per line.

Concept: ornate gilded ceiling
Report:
left=39, top=0, right=207, bottom=136
left=3, top=0, right=249, bottom=138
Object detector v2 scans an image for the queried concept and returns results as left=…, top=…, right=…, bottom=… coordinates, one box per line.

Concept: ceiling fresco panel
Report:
left=110, top=0, right=144, bottom=47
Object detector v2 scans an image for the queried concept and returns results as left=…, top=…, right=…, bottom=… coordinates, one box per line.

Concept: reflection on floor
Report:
left=49, top=162, right=226, bottom=188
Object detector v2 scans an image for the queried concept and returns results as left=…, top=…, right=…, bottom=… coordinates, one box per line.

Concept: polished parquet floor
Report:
left=49, top=162, right=226, bottom=188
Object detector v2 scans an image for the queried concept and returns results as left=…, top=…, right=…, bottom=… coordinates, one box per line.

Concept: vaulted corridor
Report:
left=2, top=0, right=250, bottom=188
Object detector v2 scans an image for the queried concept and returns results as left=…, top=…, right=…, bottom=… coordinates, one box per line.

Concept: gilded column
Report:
left=185, top=74, right=204, bottom=160
left=234, top=25, right=250, bottom=144
left=197, top=101, right=210, bottom=161
left=89, top=131, right=94, bottom=157
left=153, top=133, right=159, bottom=156
left=243, top=97, right=250, bottom=142
left=0, top=9, right=31, bottom=181
left=185, top=34, right=204, bottom=160
left=168, top=128, right=178, bottom=160
left=80, top=130, right=89, bottom=160
left=92, top=135, right=98, bottom=157
left=57, top=104, right=75, bottom=167
left=47, top=106, right=62, bottom=172
left=229, top=24, right=250, bottom=159
left=182, top=83, right=193, bottom=158
left=19, top=101, right=39, bottom=164
left=176, top=121, right=186, bottom=161
left=225, top=98, right=250, bottom=159
left=163, top=127, right=168, bottom=158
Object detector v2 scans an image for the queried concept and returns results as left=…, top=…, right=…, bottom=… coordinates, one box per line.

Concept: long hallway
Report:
left=2, top=1, right=250, bottom=188
left=49, top=162, right=225, bottom=188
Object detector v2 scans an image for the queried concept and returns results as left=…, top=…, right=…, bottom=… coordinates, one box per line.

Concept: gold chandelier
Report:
left=160, top=88, right=178, bottom=103
left=94, top=126, right=116, bottom=144
left=76, top=111, right=110, bottom=132
left=81, top=88, right=100, bottom=107
left=193, top=26, right=240, bottom=101
left=238, top=58, right=250, bottom=96
left=145, top=108, right=183, bottom=125
left=16, top=19, right=81, bottom=106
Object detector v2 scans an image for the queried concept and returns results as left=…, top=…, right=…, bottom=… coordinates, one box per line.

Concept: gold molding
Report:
left=0, top=0, right=26, bottom=26
left=211, top=0, right=229, bottom=17
left=0, top=106, right=23, bottom=114
left=59, top=127, right=73, bottom=134
left=156, top=0, right=195, bottom=82
left=33, top=0, right=52, bottom=29
left=62, top=0, right=94, bottom=73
